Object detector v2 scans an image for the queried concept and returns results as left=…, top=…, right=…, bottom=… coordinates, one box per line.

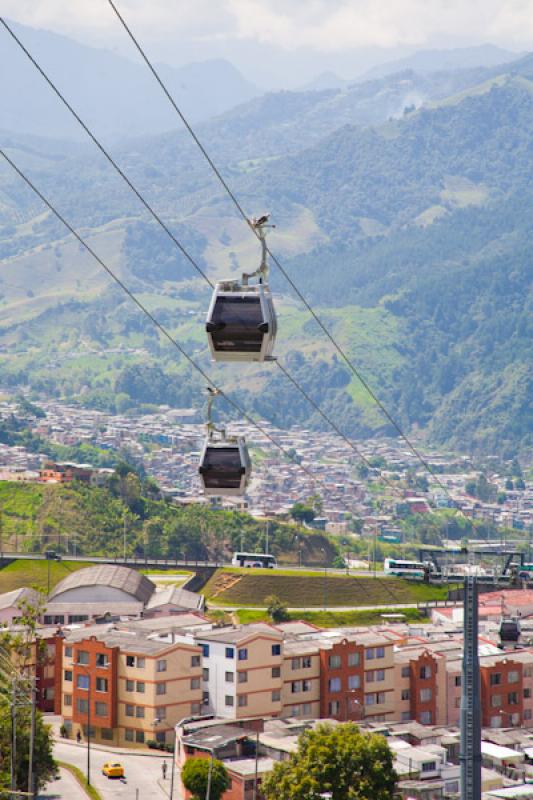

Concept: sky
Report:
left=1, top=0, right=533, bottom=87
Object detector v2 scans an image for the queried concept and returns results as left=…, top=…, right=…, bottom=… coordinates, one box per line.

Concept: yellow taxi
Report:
left=102, top=762, right=124, bottom=778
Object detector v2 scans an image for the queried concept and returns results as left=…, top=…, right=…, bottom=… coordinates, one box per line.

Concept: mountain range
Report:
left=0, top=26, right=532, bottom=462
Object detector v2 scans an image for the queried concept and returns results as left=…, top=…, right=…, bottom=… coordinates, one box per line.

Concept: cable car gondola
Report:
left=198, top=389, right=251, bottom=496
left=206, top=215, right=277, bottom=362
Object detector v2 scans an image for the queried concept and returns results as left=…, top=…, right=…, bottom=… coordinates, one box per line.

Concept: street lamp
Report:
left=45, top=550, right=61, bottom=597
left=320, top=548, right=328, bottom=611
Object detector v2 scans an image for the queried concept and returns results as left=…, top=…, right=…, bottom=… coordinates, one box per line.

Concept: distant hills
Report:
left=0, top=44, right=532, bottom=461
left=1, top=19, right=260, bottom=140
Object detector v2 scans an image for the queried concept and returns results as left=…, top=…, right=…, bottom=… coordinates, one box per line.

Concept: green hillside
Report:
left=0, top=558, right=95, bottom=594
left=203, top=568, right=453, bottom=607
left=1, top=59, right=532, bottom=458
left=0, top=479, right=335, bottom=563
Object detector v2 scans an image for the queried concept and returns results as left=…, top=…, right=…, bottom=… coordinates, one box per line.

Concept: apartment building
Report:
left=197, top=625, right=284, bottom=719
left=394, top=647, right=448, bottom=726
left=281, top=638, right=321, bottom=719
left=57, top=627, right=202, bottom=747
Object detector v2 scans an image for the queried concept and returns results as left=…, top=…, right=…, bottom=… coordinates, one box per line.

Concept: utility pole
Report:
left=11, top=678, right=17, bottom=800
left=252, top=730, right=259, bottom=800
left=265, top=521, right=269, bottom=555
left=27, top=678, right=36, bottom=800
left=460, top=576, right=481, bottom=800
left=123, top=513, right=127, bottom=563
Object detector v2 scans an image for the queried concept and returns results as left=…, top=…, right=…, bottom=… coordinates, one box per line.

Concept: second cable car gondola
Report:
left=198, top=388, right=252, bottom=496
left=206, top=214, right=277, bottom=362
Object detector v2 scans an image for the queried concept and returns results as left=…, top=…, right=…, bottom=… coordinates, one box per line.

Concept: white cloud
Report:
left=1, top=0, right=533, bottom=50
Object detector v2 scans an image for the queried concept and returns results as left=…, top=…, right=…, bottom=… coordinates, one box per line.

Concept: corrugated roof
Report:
left=50, top=565, right=155, bottom=603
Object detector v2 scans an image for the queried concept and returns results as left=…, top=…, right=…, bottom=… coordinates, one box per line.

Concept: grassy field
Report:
left=203, top=568, right=455, bottom=608
left=0, top=559, right=96, bottom=593
left=235, top=607, right=428, bottom=626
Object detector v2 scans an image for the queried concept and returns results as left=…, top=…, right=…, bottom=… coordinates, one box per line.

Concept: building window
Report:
left=191, top=703, right=201, bottom=715
left=225, top=672, right=234, bottom=683
left=125, top=704, right=134, bottom=717
left=136, top=707, right=145, bottom=718
left=419, top=710, right=433, bottom=725
left=421, top=761, right=436, bottom=773
left=490, top=673, right=502, bottom=686
left=64, top=670, right=73, bottom=682
left=508, top=671, right=519, bottom=683
left=348, top=652, right=360, bottom=667
left=366, top=671, right=375, bottom=683
left=237, top=671, right=248, bottom=684
left=272, top=690, right=281, bottom=702
left=64, top=694, right=72, bottom=706
left=238, top=648, right=248, bottom=661
left=292, top=681, right=302, bottom=694
left=125, top=729, right=134, bottom=742
left=302, top=703, right=312, bottom=715
left=401, top=666, right=410, bottom=678
left=491, top=695, right=502, bottom=708
left=376, top=647, right=385, bottom=659
left=292, top=705, right=301, bottom=717
left=77, top=650, right=89, bottom=665
left=96, top=677, right=108, bottom=692
left=292, top=658, right=301, bottom=670
left=95, top=702, right=108, bottom=717
left=329, top=678, right=341, bottom=693
left=191, top=655, right=201, bottom=667
left=126, top=655, right=135, bottom=667
left=525, top=688, right=531, bottom=699
left=272, top=667, right=281, bottom=678
left=455, top=675, right=461, bottom=687
left=156, top=683, right=166, bottom=695
left=225, top=648, right=234, bottom=659
left=203, top=691, right=209, bottom=706
left=156, top=731, right=166, bottom=744
left=157, top=707, right=166, bottom=719
left=348, top=675, right=360, bottom=690
left=376, top=692, right=386, bottom=704
left=191, top=678, right=201, bottom=690
left=65, top=646, right=72, bottom=658
left=302, top=680, right=311, bottom=692
left=202, top=669, right=209, bottom=681
left=365, top=648, right=375, bottom=660
left=76, top=698, right=88, bottom=713
left=328, top=701, right=340, bottom=715
left=225, top=695, right=234, bottom=707
left=419, top=665, right=432, bottom=680
left=76, top=674, right=90, bottom=690
left=238, top=695, right=248, bottom=707
left=375, top=670, right=385, bottom=682
left=525, top=709, right=532, bottom=720
left=202, top=644, right=210, bottom=658
left=329, top=655, right=341, bottom=669
left=101, top=728, right=113, bottom=741
left=82, top=725, right=95, bottom=738
left=137, top=658, right=145, bottom=669
left=525, top=668, right=533, bottom=678
left=96, top=653, right=108, bottom=668
left=136, top=731, right=145, bottom=744
left=302, top=656, right=312, bottom=668
left=420, top=688, right=432, bottom=702
left=126, top=680, right=134, bottom=692
left=401, top=689, right=410, bottom=701
left=157, top=660, right=167, bottom=673
left=272, top=644, right=281, bottom=656
left=136, top=682, right=145, bottom=694
left=365, top=693, right=376, bottom=705
left=508, top=692, right=519, bottom=706
left=401, top=711, right=411, bottom=721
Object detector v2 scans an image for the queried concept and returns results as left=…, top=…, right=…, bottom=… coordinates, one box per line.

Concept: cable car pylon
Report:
left=198, top=387, right=252, bottom=496
left=205, top=214, right=277, bottom=362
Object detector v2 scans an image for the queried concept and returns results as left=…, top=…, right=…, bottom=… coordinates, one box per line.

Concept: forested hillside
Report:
left=0, top=53, right=532, bottom=459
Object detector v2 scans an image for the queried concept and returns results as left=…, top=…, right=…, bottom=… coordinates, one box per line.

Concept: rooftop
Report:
left=50, top=564, right=155, bottom=604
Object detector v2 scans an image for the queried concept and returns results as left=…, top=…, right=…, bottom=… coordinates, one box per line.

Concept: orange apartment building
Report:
left=57, top=628, right=202, bottom=746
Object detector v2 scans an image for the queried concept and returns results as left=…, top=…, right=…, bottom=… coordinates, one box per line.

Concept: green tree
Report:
left=262, top=723, right=397, bottom=800
left=182, top=757, right=230, bottom=800
left=265, top=595, right=289, bottom=623
left=290, top=502, right=315, bottom=524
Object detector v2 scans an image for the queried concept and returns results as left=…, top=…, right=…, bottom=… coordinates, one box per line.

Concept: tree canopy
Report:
left=182, top=757, right=230, bottom=800
left=262, top=722, right=397, bottom=800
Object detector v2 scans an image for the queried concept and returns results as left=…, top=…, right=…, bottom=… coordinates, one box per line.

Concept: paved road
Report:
left=40, top=766, right=87, bottom=800
left=53, top=741, right=168, bottom=800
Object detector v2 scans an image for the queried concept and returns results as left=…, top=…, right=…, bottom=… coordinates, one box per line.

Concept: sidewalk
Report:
left=48, top=713, right=168, bottom=758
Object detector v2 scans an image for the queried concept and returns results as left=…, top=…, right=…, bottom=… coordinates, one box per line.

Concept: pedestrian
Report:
left=76, top=730, right=82, bottom=744
left=162, top=761, right=168, bottom=780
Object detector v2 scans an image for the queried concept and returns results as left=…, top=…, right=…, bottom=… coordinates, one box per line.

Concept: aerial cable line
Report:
left=1, top=18, right=400, bottom=495
left=105, top=0, right=451, bottom=496
left=0, top=148, right=372, bottom=516
left=0, top=17, right=214, bottom=290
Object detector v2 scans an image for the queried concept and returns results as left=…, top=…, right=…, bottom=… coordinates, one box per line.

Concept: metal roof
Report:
left=50, top=565, right=155, bottom=604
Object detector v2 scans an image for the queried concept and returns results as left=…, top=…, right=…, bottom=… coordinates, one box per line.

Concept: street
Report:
left=49, top=741, right=170, bottom=800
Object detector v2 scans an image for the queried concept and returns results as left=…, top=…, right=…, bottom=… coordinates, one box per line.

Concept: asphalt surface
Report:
left=40, top=766, right=87, bottom=800
left=53, top=741, right=169, bottom=800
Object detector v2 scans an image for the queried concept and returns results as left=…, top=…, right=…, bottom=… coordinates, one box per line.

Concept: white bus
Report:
left=384, top=558, right=427, bottom=578
left=231, top=552, right=277, bottom=569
